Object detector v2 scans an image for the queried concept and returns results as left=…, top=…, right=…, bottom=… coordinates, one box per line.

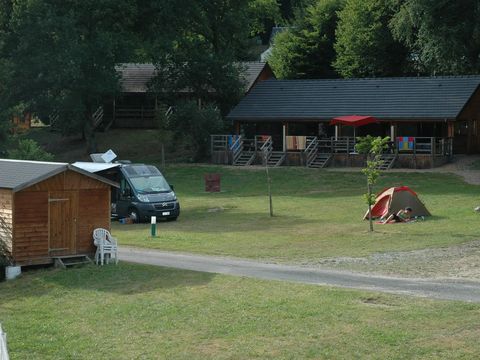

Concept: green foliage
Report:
left=248, top=0, right=283, bottom=37
left=356, top=135, right=390, bottom=231
left=1, top=0, right=138, bottom=152
left=334, top=0, right=410, bottom=77
left=8, top=139, right=54, bottom=161
left=391, top=0, right=480, bottom=75
left=148, top=1, right=252, bottom=115
left=269, top=0, right=345, bottom=79
left=167, top=101, right=224, bottom=162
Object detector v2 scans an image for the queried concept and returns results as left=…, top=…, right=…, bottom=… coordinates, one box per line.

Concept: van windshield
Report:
left=130, top=176, right=171, bottom=194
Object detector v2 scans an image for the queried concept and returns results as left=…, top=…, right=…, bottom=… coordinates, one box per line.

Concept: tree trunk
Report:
left=264, top=152, right=273, bottom=217
left=367, top=182, right=373, bottom=232
left=83, top=110, right=97, bottom=155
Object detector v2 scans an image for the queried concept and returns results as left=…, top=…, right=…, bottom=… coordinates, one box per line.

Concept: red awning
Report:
left=330, top=115, right=377, bottom=127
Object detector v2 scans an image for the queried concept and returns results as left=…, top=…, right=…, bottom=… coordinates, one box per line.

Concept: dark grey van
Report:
left=115, top=164, right=180, bottom=222
left=73, top=161, right=180, bottom=222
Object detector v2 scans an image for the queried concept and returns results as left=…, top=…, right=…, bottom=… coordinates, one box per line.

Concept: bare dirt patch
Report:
left=310, top=239, right=480, bottom=280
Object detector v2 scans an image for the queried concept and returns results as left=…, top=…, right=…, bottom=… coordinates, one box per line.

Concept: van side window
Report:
left=120, top=178, right=132, bottom=198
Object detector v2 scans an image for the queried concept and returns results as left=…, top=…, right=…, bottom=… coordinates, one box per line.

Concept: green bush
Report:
left=167, top=101, right=225, bottom=162
left=8, top=139, right=54, bottom=161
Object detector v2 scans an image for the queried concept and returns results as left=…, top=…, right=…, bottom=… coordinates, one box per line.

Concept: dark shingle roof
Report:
left=227, top=76, right=480, bottom=121
left=241, top=62, right=270, bottom=91
left=0, top=159, right=118, bottom=192
left=116, top=62, right=271, bottom=93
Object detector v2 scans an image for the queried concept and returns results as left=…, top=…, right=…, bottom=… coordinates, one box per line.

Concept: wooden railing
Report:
left=232, top=137, right=244, bottom=164
left=304, top=136, right=318, bottom=166
left=332, top=137, right=357, bottom=153
left=396, top=137, right=453, bottom=156
left=256, top=136, right=273, bottom=164
left=92, top=106, right=104, bottom=128
left=115, top=107, right=156, bottom=121
left=211, top=135, right=230, bottom=152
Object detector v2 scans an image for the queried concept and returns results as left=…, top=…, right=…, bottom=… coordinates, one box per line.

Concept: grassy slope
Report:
left=25, top=128, right=175, bottom=163
left=114, top=165, right=480, bottom=262
left=1, top=264, right=480, bottom=359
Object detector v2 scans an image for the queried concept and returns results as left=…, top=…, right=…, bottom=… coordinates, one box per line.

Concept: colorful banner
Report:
left=397, top=137, right=414, bottom=151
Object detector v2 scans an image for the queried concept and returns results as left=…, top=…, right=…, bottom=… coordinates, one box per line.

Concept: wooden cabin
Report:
left=0, top=159, right=118, bottom=266
left=106, top=62, right=275, bottom=128
left=220, top=76, right=480, bottom=169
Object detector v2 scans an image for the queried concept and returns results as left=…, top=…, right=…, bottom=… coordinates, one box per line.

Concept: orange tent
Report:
left=364, top=186, right=430, bottom=219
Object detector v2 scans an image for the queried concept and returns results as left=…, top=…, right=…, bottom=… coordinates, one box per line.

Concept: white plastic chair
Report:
left=0, top=323, right=9, bottom=360
left=93, top=228, right=118, bottom=265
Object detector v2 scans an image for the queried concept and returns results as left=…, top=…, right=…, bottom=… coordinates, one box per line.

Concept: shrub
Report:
left=8, top=139, right=54, bottom=161
left=168, top=101, right=225, bottom=162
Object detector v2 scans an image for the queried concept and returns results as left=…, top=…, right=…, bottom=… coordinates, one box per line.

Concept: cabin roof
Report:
left=0, top=159, right=119, bottom=192
left=227, top=76, right=480, bottom=121
left=116, top=62, right=272, bottom=93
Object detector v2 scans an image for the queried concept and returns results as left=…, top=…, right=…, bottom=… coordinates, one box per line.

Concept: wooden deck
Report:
left=211, top=135, right=453, bottom=169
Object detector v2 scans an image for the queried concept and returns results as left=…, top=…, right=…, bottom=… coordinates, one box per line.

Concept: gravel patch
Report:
left=308, top=240, right=480, bottom=280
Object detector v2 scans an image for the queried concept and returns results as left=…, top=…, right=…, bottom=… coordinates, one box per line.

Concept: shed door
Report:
left=49, top=191, right=77, bottom=255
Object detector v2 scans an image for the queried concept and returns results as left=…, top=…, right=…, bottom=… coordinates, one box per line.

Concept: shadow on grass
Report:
left=0, top=263, right=214, bottom=300
left=113, top=208, right=320, bottom=235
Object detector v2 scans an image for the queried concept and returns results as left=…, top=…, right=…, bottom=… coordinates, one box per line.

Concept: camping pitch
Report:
left=365, top=186, right=430, bottom=220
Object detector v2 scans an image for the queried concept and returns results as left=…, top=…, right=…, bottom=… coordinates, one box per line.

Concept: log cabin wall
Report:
left=77, top=189, right=110, bottom=254
left=13, top=191, right=49, bottom=264
left=0, top=189, right=13, bottom=254
left=12, top=170, right=111, bottom=265
left=458, top=88, right=480, bottom=153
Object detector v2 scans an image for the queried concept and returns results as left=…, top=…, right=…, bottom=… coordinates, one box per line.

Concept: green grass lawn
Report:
left=114, top=165, right=480, bottom=262
left=1, top=263, right=480, bottom=359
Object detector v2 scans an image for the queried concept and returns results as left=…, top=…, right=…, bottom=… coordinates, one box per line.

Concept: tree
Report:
left=166, top=101, right=225, bottom=162
left=248, top=0, right=283, bottom=40
left=268, top=0, right=345, bottom=79
left=391, top=0, right=480, bottom=75
left=356, top=135, right=389, bottom=232
left=2, top=0, right=138, bottom=153
left=148, top=0, right=254, bottom=115
left=334, top=0, right=410, bottom=78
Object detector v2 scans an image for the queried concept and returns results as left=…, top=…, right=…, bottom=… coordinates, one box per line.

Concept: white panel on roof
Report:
left=71, top=162, right=121, bottom=173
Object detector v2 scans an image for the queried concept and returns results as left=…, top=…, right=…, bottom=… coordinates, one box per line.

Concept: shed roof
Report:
left=116, top=62, right=272, bottom=93
left=227, top=76, right=480, bottom=121
left=0, top=159, right=118, bottom=192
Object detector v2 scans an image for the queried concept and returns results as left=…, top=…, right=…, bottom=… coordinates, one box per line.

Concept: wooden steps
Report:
left=377, top=154, right=397, bottom=170
left=308, top=153, right=332, bottom=168
left=53, top=255, right=93, bottom=269
left=267, top=151, right=286, bottom=167
left=233, top=151, right=256, bottom=166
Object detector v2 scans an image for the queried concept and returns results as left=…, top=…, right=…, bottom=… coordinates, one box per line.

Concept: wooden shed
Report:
left=0, top=159, right=118, bottom=266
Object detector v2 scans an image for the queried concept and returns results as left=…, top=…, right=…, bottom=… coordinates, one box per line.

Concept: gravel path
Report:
left=120, top=246, right=480, bottom=302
